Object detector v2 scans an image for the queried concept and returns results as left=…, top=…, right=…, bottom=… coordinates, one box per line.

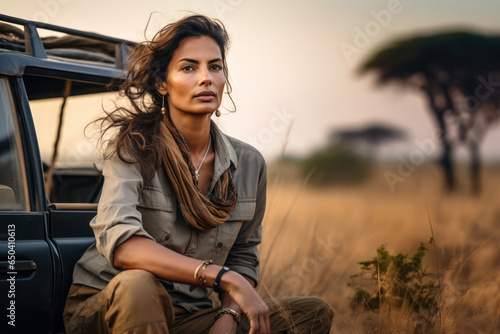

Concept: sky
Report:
left=3, top=0, right=500, bottom=162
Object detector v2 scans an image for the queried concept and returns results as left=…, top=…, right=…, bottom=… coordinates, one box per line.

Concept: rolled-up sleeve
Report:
left=224, top=156, right=267, bottom=286
left=92, top=156, right=155, bottom=267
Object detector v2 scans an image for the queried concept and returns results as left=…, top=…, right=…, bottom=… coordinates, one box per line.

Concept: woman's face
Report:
left=159, top=36, right=225, bottom=116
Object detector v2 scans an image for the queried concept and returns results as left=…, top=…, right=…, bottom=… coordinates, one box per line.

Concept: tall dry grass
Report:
left=257, top=163, right=500, bottom=333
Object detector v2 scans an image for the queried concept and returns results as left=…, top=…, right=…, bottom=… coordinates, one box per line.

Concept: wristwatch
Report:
left=213, top=266, right=230, bottom=293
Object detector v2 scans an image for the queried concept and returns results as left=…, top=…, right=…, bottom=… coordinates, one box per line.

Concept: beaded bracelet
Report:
left=215, top=308, right=241, bottom=325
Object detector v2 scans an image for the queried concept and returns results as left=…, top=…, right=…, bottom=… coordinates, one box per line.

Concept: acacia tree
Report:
left=359, top=30, right=500, bottom=193
left=330, top=123, right=406, bottom=158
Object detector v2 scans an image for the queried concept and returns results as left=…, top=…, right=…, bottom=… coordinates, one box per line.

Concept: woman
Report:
left=63, top=14, right=333, bottom=334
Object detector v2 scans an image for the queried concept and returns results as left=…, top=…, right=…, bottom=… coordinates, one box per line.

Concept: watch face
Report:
left=224, top=266, right=230, bottom=270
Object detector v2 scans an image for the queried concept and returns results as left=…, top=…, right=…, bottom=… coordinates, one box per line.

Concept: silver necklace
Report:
left=194, top=136, right=211, bottom=181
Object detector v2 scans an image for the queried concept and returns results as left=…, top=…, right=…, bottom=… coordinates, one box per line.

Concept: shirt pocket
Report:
left=137, top=186, right=174, bottom=212
left=213, top=198, right=256, bottom=255
left=137, top=186, right=176, bottom=246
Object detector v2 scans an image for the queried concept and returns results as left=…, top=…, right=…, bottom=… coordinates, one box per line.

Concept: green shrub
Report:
left=349, top=241, right=438, bottom=313
left=300, top=144, right=372, bottom=186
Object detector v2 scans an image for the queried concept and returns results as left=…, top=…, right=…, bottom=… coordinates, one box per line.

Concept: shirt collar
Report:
left=211, top=120, right=238, bottom=170
left=207, top=121, right=238, bottom=194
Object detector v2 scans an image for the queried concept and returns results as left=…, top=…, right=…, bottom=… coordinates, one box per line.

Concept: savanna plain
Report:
left=256, top=163, right=500, bottom=333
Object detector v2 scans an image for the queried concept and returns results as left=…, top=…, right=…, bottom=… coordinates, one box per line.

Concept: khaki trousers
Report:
left=63, top=269, right=333, bottom=334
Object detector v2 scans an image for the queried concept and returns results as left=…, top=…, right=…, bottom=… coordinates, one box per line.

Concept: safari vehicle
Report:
left=0, top=14, right=134, bottom=333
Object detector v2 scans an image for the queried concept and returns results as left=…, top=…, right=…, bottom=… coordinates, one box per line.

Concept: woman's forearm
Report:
left=113, top=236, right=248, bottom=290
left=113, top=236, right=219, bottom=285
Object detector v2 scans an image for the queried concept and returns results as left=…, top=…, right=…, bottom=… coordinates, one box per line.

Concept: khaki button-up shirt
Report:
left=72, top=122, right=267, bottom=312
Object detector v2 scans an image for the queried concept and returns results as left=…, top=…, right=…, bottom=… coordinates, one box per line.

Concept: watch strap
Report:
left=213, top=266, right=230, bottom=293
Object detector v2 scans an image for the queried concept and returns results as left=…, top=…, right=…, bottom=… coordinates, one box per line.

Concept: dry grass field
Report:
left=257, top=163, right=500, bottom=333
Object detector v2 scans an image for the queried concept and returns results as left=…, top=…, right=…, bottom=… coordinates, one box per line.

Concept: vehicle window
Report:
left=30, top=90, right=107, bottom=169
left=0, top=77, right=29, bottom=211
left=25, top=75, right=116, bottom=203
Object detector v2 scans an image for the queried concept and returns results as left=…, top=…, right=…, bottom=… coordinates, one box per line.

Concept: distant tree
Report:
left=359, top=30, right=500, bottom=193
left=330, top=123, right=406, bottom=157
left=301, top=144, right=372, bottom=186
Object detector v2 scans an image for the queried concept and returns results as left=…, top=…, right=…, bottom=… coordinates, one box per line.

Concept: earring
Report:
left=161, top=95, right=166, bottom=115
left=215, top=110, right=221, bottom=117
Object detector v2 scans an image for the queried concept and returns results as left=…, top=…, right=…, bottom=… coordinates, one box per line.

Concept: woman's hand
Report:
left=220, top=271, right=270, bottom=334
left=208, top=314, right=238, bottom=334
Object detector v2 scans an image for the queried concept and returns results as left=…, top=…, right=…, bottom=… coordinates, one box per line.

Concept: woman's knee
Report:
left=306, top=296, right=334, bottom=322
left=104, top=269, right=174, bottom=329
left=111, top=269, right=158, bottom=288
left=272, top=296, right=333, bottom=332
left=107, top=269, right=169, bottom=307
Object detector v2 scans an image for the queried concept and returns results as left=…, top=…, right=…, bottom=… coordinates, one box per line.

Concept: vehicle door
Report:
left=0, top=76, right=55, bottom=334
left=24, top=72, right=110, bottom=333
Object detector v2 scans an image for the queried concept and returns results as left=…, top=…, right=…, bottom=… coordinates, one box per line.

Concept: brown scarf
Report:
left=159, top=115, right=237, bottom=231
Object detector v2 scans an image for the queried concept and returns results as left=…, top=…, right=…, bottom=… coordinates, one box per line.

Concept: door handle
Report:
left=0, top=260, right=37, bottom=278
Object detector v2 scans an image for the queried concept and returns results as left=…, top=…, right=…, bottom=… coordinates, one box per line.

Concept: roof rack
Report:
left=0, top=13, right=135, bottom=69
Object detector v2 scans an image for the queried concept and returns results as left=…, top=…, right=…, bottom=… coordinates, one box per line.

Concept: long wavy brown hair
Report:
left=95, top=14, right=232, bottom=181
